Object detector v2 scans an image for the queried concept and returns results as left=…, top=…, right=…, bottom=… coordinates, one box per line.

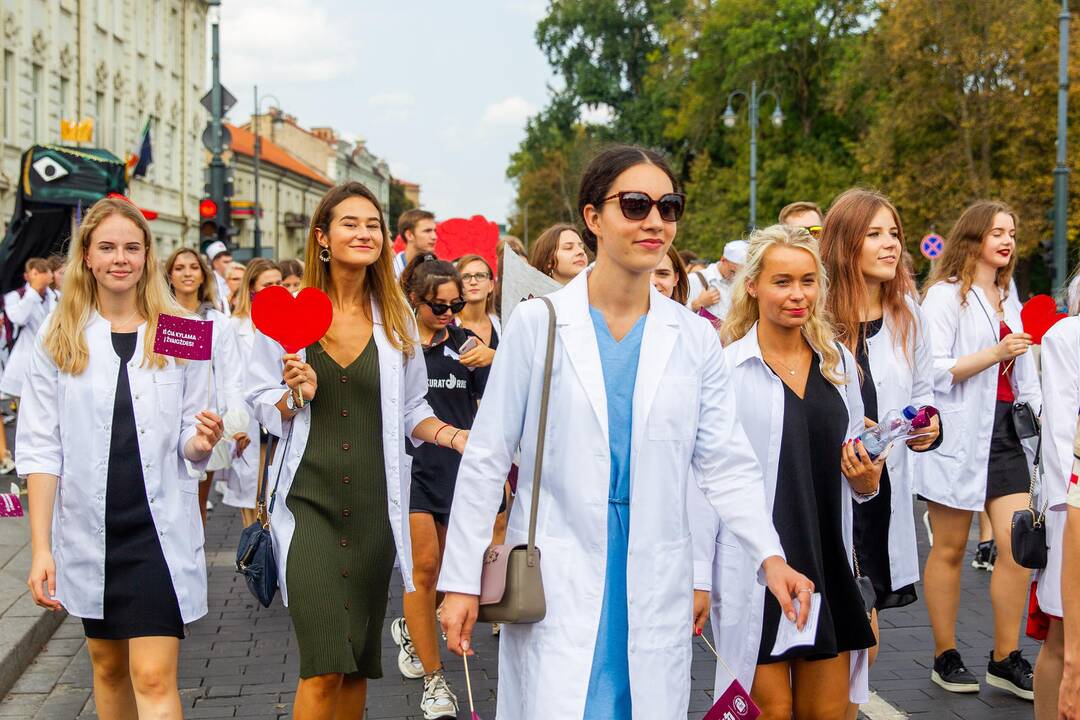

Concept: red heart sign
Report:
left=1020, top=294, right=1067, bottom=345
left=251, top=286, right=333, bottom=353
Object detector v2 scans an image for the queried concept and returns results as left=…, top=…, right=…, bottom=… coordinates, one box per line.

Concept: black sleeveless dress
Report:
left=757, top=353, right=875, bottom=664
left=82, top=332, right=184, bottom=639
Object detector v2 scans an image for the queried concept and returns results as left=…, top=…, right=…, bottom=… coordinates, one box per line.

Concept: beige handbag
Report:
left=477, top=297, right=555, bottom=624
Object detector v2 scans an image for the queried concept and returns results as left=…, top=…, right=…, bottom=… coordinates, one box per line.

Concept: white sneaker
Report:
left=0, top=452, right=14, bottom=475
left=421, top=670, right=458, bottom=719
left=391, top=617, right=425, bottom=679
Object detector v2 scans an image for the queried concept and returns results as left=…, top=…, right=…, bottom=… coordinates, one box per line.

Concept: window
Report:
left=134, top=1, right=146, bottom=56
left=1, top=51, right=12, bottom=142
left=112, top=97, right=122, bottom=153
left=32, top=64, right=44, bottom=142
left=59, top=76, right=71, bottom=122
left=153, top=1, right=164, bottom=65
left=170, top=8, right=180, bottom=70
left=95, top=91, right=105, bottom=145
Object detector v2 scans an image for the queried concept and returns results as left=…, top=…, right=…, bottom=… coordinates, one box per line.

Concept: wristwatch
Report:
left=285, top=389, right=299, bottom=411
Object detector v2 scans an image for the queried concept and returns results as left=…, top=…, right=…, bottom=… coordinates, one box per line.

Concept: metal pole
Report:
left=253, top=84, right=262, bottom=259
left=748, top=80, right=758, bottom=232
left=524, top=203, right=529, bottom=248
left=208, top=7, right=227, bottom=245
left=1053, top=0, right=1071, bottom=294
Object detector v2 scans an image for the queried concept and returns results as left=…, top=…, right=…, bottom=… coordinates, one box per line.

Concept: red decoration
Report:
left=106, top=192, right=159, bottom=221
left=392, top=215, right=501, bottom=275
left=1020, top=294, right=1067, bottom=344
left=251, top=286, right=333, bottom=353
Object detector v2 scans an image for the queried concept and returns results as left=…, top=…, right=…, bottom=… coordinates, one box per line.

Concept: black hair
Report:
left=577, top=144, right=679, bottom=253
left=400, top=253, right=463, bottom=305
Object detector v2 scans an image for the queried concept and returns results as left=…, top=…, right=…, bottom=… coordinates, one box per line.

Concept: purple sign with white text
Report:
left=153, top=314, right=213, bottom=361
left=703, top=678, right=760, bottom=720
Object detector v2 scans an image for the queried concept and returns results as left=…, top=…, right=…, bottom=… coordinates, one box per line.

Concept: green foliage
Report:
left=388, top=178, right=416, bottom=236
left=510, top=0, right=1080, bottom=290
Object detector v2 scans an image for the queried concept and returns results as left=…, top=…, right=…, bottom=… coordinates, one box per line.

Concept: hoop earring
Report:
left=319, top=246, right=331, bottom=263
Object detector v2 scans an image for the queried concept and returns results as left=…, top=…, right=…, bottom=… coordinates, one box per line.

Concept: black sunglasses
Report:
left=602, top=191, right=686, bottom=222
left=423, top=298, right=466, bottom=316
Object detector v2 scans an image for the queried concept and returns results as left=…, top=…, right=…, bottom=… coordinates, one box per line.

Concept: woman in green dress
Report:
left=248, top=182, right=469, bottom=719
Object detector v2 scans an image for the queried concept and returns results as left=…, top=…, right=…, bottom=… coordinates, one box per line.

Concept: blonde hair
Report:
left=304, top=182, right=416, bottom=357
left=164, top=247, right=218, bottom=309
left=231, top=258, right=280, bottom=319
left=44, top=197, right=183, bottom=374
left=722, top=224, right=845, bottom=385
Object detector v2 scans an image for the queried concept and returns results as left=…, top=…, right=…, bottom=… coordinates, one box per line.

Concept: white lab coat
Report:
left=438, top=271, right=784, bottom=720
left=0, top=285, right=58, bottom=397
left=695, top=325, right=871, bottom=704
left=1034, top=317, right=1080, bottom=616
left=686, top=263, right=734, bottom=320
left=200, top=307, right=249, bottom=474
left=916, top=281, right=1041, bottom=510
left=213, top=271, right=231, bottom=315
left=221, top=316, right=260, bottom=508
left=246, top=301, right=433, bottom=603
left=15, top=313, right=211, bottom=622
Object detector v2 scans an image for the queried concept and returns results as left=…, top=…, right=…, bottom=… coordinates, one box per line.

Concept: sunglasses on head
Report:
left=806, top=225, right=823, bottom=239
left=602, top=191, right=686, bottom=223
left=423, top=298, right=466, bottom=316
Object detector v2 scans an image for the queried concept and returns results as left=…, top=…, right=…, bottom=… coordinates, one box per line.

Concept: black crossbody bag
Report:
left=236, top=423, right=293, bottom=607
left=1011, top=431, right=1048, bottom=569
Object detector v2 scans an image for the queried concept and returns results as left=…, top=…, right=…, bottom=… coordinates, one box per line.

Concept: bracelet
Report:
left=450, top=429, right=463, bottom=448
left=434, top=423, right=451, bottom=447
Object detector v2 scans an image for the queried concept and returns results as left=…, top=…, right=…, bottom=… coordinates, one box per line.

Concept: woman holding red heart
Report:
left=918, top=200, right=1042, bottom=701
left=246, top=181, right=466, bottom=718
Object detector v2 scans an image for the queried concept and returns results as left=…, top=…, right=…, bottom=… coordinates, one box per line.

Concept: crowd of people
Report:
left=1, top=143, right=1079, bottom=720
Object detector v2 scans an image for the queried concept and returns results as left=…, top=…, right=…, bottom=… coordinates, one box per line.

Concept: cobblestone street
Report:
left=3, top=488, right=1041, bottom=719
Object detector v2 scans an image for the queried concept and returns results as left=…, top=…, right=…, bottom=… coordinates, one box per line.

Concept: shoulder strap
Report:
left=260, top=418, right=295, bottom=527
left=526, top=297, right=557, bottom=557
left=693, top=271, right=707, bottom=286
left=835, top=340, right=848, bottom=376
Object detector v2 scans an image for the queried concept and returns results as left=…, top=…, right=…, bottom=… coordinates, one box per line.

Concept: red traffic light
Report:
left=199, top=198, right=218, bottom=218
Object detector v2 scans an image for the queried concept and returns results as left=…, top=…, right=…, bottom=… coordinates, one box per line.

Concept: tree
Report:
left=387, top=178, right=416, bottom=236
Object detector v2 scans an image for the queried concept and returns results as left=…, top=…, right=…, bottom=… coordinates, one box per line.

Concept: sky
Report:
left=217, top=0, right=557, bottom=226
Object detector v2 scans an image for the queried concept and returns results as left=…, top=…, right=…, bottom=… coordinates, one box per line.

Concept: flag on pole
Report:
left=127, top=119, right=153, bottom=180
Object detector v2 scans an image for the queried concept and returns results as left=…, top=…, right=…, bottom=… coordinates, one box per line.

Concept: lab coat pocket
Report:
left=154, top=369, right=184, bottom=420
left=637, top=535, right=692, bottom=648
left=180, top=486, right=205, bottom=553
left=936, top=408, right=965, bottom=459
left=647, top=378, right=698, bottom=442
left=715, top=540, right=747, bottom=627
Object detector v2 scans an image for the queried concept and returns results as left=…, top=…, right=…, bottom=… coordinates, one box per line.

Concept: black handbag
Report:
left=236, top=426, right=292, bottom=607
left=1011, top=433, right=1047, bottom=569
left=853, top=551, right=877, bottom=618
left=1012, top=401, right=1041, bottom=440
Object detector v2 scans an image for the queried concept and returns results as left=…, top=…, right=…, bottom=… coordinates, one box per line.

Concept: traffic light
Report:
left=198, top=196, right=232, bottom=252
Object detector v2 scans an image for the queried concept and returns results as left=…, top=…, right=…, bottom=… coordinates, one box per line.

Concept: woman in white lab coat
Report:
left=246, top=181, right=461, bottom=717
left=703, top=225, right=880, bottom=719
left=19, top=197, right=223, bottom=720
left=919, top=201, right=1042, bottom=699
left=1029, top=316, right=1079, bottom=718
left=438, top=145, right=810, bottom=720
left=164, top=247, right=249, bottom=524
left=819, top=189, right=941, bottom=715
left=225, top=258, right=282, bottom=527
left=0, top=258, right=58, bottom=399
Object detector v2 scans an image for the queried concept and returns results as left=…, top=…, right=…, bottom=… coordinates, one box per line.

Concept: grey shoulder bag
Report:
left=477, top=297, right=555, bottom=624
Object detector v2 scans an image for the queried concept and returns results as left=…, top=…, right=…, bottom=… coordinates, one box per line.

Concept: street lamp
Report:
left=253, top=85, right=283, bottom=259
left=721, top=80, right=783, bottom=231
left=1052, top=0, right=1071, bottom=295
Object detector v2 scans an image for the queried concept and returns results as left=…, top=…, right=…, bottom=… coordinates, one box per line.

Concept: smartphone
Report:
left=459, top=336, right=479, bottom=354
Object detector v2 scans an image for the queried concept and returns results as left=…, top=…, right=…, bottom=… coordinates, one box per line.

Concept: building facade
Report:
left=224, top=122, right=331, bottom=262
left=245, top=111, right=391, bottom=211
left=0, top=0, right=207, bottom=254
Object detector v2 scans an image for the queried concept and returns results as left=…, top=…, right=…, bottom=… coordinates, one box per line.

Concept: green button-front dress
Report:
left=285, top=338, right=396, bottom=679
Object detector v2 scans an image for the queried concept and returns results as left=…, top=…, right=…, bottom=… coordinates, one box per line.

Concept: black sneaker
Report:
left=931, top=649, right=980, bottom=693
left=971, top=540, right=995, bottom=570
left=986, top=650, right=1034, bottom=700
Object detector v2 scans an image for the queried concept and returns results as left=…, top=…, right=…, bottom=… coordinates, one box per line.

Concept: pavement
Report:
left=0, top=471, right=1044, bottom=719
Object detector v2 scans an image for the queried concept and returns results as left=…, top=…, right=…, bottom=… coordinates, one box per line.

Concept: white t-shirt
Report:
left=686, top=262, right=734, bottom=320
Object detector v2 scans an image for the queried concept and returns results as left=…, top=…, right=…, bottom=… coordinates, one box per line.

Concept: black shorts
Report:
left=986, top=400, right=1030, bottom=500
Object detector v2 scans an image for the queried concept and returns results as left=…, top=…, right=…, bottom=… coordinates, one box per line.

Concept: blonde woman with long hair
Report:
left=696, top=225, right=882, bottom=719
left=246, top=181, right=466, bottom=717
left=918, top=201, right=1041, bottom=699
left=18, top=197, right=223, bottom=720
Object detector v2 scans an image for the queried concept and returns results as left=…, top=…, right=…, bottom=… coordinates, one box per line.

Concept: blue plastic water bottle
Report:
left=859, top=405, right=918, bottom=460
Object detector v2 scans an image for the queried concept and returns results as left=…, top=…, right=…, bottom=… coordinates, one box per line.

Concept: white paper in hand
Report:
left=770, top=592, right=822, bottom=657
left=499, top=245, right=563, bottom=321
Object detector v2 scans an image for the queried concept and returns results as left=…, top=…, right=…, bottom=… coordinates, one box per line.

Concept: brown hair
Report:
left=529, top=223, right=582, bottom=277
left=44, top=197, right=181, bottom=373
left=662, top=245, right=690, bottom=304
left=779, top=201, right=823, bottom=225
left=923, top=200, right=1018, bottom=304
left=820, top=189, right=916, bottom=364
left=304, top=182, right=416, bottom=357
left=232, top=258, right=280, bottom=319
left=398, top=208, right=436, bottom=244
left=497, top=235, right=526, bottom=259
left=46, top=255, right=66, bottom=272
left=164, top=247, right=218, bottom=309
left=401, top=253, right=463, bottom=307
left=278, top=257, right=304, bottom=282
left=24, top=257, right=51, bottom=274
left=456, top=253, right=496, bottom=315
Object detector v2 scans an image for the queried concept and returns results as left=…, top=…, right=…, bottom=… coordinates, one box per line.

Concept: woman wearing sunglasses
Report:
left=390, top=254, right=485, bottom=717
left=438, top=144, right=810, bottom=719
left=819, top=189, right=940, bottom=718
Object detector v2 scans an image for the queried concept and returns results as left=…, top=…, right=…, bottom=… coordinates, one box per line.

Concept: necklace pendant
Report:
left=788, top=368, right=796, bottom=375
